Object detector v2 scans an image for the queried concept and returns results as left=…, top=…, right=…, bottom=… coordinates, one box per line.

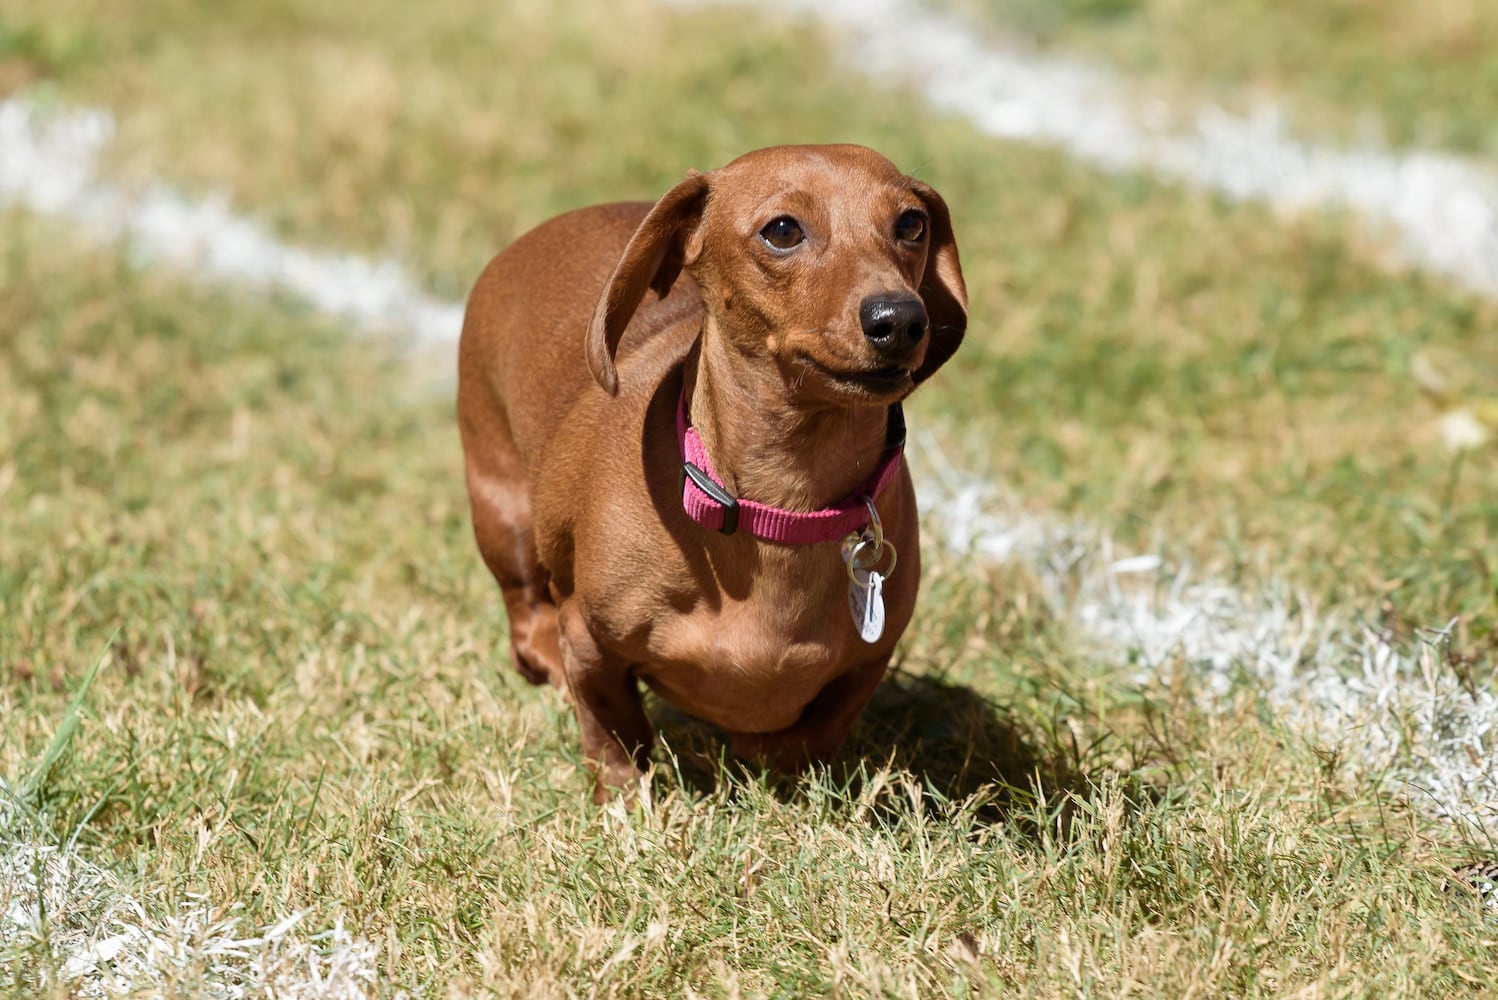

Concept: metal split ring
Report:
left=845, top=536, right=897, bottom=583
left=841, top=496, right=897, bottom=582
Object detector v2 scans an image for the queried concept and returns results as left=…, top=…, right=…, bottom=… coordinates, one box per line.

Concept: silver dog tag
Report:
left=848, top=568, right=886, bottom=644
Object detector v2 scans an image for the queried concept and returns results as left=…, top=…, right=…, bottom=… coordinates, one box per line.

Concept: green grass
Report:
left=2, top=203, right=1494, bottom=997
left=0, top=226, right=1489, bottom=995
left=934, top=0, right=1498, bottom=157
left=4, top=0, right=1496, bottom=633
left=3, top=0, right=1498, bottom=994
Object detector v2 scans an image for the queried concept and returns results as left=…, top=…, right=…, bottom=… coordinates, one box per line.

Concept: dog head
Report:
left=586, top=145, right=966, bottom=403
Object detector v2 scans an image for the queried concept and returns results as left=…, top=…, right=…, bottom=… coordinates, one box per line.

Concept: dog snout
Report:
left=858, top=294, right=928, bottom=356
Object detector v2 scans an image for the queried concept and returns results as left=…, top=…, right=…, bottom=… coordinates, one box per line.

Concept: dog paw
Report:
left=591, top=764, right=645, bottom=807
left=510, top=643, right=565, bottom=688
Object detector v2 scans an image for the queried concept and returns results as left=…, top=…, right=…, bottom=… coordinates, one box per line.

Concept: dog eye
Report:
left=759, top=216, right=805, bottom=251
left=895, top=209, right=926, bottom=243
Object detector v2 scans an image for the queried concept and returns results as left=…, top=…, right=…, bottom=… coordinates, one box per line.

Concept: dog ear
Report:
left=908, top=180, right=967, bottom=386
left=586, top=172, right=709, bottom=395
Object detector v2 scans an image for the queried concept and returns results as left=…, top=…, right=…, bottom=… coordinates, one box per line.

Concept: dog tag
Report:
left=848, top=568, right=886, bottom=644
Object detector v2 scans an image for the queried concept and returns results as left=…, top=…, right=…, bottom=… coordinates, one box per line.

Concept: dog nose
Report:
left=859, top=294, right=927, bottom=353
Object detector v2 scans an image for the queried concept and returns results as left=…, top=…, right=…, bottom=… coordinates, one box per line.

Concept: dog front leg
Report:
left=730, top=656, right=891, bottom=775
left=557, top=600, right=654, bottom=803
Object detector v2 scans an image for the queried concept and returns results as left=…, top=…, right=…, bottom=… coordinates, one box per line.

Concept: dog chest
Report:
left=632, top=598, right=875, bottom=732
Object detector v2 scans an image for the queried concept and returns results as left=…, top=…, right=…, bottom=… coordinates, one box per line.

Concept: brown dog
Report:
left=458, top=145, right=966, bottom=802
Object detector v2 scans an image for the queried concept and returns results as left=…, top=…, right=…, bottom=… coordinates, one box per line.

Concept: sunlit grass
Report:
left=2, top=0, right=1497, bottom=993
left=4, top=0, right=1496, bottom=635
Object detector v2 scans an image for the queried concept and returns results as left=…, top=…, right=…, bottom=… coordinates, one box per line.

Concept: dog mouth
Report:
left=797, top=355, right=913, bottom=397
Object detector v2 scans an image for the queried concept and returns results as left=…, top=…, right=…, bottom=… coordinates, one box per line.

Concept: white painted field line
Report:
left=0, top=785, right=380, bottom=998
left=0, top=97, right=462, bottom=346
left=913, top=437, right=1498, bottom=845
left=687, top=0, right=1498, bottom=302
left=0, top=95, right=399, bottom=993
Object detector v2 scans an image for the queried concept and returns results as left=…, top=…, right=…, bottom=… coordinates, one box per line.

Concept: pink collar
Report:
left=676, top=389, right=905, bottom=543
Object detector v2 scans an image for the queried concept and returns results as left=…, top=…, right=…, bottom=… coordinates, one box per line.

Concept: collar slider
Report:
left=680, top=461, right=740, bottom=535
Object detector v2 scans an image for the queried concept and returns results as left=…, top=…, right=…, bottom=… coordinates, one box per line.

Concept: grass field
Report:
left=3, top=0, right=1497, bottom=995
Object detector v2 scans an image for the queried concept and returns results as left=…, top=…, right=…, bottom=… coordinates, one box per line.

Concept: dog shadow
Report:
left=650, top=666, right=1079, bottom=824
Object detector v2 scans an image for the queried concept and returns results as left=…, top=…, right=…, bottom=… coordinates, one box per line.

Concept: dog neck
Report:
left=683, top=331, right=894, bottom=513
